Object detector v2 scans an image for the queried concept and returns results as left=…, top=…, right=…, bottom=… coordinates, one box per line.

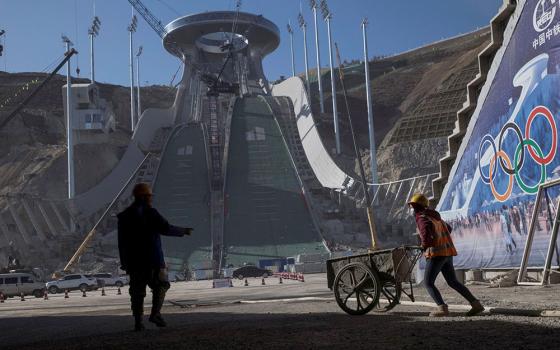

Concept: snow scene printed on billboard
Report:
left=437, top=0, right=560, bottom=269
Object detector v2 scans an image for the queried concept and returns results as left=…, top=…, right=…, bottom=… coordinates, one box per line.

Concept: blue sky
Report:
left=0, top=0, right=502, bottom=86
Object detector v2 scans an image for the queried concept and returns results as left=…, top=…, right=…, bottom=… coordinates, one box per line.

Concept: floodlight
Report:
left=128, top=15, right=138, bottom=32
left=61, top=35, right=73, bottom=46
left=320, top=0, right=331, bottom=19
left=298, top=13, right=306, bottom=28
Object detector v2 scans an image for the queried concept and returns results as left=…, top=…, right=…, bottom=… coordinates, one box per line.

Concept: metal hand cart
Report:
left=327, top=245, right=423, bottom=315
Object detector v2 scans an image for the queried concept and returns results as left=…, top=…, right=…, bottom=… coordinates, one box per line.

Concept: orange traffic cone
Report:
left=43, top=290, right=49, bottom=300
left=244, top=278, right=249, bottom=286
left=64, top=289, right=69, bottom=298
left=20, top=292, right=25, bottom=301
left=117, top=286, right=122, bottom=295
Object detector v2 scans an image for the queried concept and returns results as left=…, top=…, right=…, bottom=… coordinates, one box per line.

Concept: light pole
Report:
left=0, top=30, right=5, bottom=58
left=298, top=12, right=311, bottom=94
left=88, top=16, right=101, bottom=84
left=309, top=0, right=325, bottom=113
left=320, top=0, right=341, bottom=155
left=62, top=35, right=75, bottom=199
left=287, top=21, right=295, bottom=77
left=136, top=46, right=143, bottom=118
left=128, top=13, right=137, bottom=132
left=0, top=30, right=5, bottom=71
left=362, top=18, right=378, bottom=184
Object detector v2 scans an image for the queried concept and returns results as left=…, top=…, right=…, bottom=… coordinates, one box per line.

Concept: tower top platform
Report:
left=163, top=11, right=280, bottom=58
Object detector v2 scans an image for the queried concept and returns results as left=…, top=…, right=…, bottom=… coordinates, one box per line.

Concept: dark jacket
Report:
left=415, top=208, right=452, bottom=249
left=117, top=201, right=187, bottom=272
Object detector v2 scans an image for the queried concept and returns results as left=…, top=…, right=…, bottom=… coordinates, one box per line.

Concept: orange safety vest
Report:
left=421, top=215, right=457, bottom=258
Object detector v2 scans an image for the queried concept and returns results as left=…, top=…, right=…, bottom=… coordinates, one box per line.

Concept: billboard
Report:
left=437, top=0, right=560, bottom=268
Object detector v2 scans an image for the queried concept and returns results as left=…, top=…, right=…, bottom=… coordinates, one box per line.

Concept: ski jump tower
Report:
left=155, top=12, right=325, bottom=274
left=163, top=11, right=280, bottom=100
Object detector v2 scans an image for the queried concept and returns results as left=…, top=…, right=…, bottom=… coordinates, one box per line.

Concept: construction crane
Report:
left=0, top=49, right=77, bottom=130
left=127, top=0, right=187, bottom=60
left=127, top=0, right=167, bottom=39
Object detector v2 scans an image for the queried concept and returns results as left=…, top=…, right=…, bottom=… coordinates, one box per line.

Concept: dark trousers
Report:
left=424, top=256, right=476, bottom=306
left=128, top=269, right=170, bottom=319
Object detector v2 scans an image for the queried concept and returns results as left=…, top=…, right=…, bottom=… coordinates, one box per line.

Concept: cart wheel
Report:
left=372, top=279, right=401, bottom=313
left=333, top=262, right=380, bottom=315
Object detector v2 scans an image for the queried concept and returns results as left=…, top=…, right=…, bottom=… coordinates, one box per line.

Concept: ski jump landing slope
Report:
left=223, top=97, right=327, bottom=266
left=152, top=124, right=211, bottom=268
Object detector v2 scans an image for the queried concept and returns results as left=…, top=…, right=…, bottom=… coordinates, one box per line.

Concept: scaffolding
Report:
left=387, top=65, right=479, bottom=145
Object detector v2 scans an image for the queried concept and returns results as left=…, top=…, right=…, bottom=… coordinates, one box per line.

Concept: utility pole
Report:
left=0, top=30, right=5, bottom=71
left=0, top=30, right=5, bottom=58
left=287, top=21, right=295, bottom=77
left=88, top=16, right=101, bottom=84
left=362, top=18, right=378, bottom=184
left=298, top=11, right=311, bottom=94
left=321, top=0, right=340, bottom=155
left=128, top=12, right=138, bottom=132
left=136, top=46, right=143, bottom=118
left=62, top=35, right=75, bottom=199
left=309, top=0, right=325, bottom=113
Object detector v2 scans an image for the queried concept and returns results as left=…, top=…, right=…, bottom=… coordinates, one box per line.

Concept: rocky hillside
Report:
left=305, top=28, right=491, bottom=182
left=0, top=72, right=175, bottom=199
left=0, top=27, right=492, bottom=203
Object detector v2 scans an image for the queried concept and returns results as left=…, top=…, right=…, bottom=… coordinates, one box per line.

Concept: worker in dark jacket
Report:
left=118, top=183, right=193, bottom=331
left=408, top=193, right=484, bottom=317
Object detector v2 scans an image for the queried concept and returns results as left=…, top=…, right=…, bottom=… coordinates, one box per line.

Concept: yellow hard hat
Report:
left=408, top=193, right=429, bottom=208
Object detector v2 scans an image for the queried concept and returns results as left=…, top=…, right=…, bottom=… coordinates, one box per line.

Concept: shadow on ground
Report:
left=3, top=306, right=558, bottom=350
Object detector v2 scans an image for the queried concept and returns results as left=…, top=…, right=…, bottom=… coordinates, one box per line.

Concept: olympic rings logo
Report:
left=478, top=105, right=557, bottom=202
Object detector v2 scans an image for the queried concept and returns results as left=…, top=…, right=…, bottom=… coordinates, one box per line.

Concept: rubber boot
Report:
left=134, top=315, right=145, bottom=332
left=149, top=285, right=167, bottom=327
left=466, top=300, right=484, bottom=317
left=149, top=313, right=167, bottom=327
left=429, top=304, right=449, bottom=317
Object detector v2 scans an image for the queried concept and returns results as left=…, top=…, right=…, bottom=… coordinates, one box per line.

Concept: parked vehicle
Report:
left=0, top=272, right=45, bottom=298
left=46, top=274, right=98, bottom=294
left=86, top=273, right=128, bottom=287
left=232, top=266, right=272, bottom=280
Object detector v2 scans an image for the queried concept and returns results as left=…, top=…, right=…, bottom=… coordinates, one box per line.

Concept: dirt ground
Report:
left=2, top=275, right=560, bottom=350
left=5, top=301, right=560, bottom=350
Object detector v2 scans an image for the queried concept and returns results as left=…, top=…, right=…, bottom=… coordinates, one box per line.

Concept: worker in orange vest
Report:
left=408, top=193, right=484, bottom=317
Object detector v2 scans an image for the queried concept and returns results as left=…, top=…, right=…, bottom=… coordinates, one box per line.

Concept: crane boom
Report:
left=0, top=49, right=77, bottom=130
left=127, top=0, right=167, bottom=39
